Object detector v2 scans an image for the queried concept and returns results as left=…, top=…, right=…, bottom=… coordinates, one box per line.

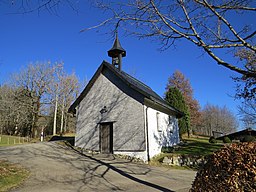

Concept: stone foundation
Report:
left=162, top=154, right=207, bottom=168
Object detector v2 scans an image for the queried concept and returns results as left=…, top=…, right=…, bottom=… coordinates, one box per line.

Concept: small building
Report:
left=68, top=36, right=183, bottom=161
left=212, top=131, right=223, bottom=139
left=217, top=128, right=256, bottom=141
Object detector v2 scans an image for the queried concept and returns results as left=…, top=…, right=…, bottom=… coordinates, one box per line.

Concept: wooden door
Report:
left=100, top=123, right=113, bottom=154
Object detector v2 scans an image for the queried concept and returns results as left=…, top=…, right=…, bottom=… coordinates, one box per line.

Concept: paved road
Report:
left=0, top=142, right=196, bottom=192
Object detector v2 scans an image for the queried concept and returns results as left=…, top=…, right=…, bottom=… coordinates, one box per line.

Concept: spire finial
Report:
left=108, top=33, right=126, bottom=71
left=115, top=30, right=118, bottom=38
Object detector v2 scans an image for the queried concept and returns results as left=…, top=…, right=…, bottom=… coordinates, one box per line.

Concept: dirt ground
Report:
left=0, top=142, right=196, bottom=192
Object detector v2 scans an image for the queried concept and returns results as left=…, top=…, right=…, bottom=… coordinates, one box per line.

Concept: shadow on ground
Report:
left=0, top=142, right=195, bottom=192
left=65, top=142, right=174, bottom=192
left=49, top=136, right=75, bottom=146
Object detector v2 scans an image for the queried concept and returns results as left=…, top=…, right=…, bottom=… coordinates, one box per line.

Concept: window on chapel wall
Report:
left=156, top=112, right=162, bottom=132
left=168, top=116, right=174, bottom=133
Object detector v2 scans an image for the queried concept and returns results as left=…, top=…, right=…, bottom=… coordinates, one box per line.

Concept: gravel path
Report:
left=0, top=142, right=196, bottom=192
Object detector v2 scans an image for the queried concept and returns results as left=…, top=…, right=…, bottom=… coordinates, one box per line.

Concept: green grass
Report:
left=0, top=133, right=76, bottom=147
left=148, top=160, right=195, bottom=170
left=0, top=135, right=29, bottom=147
left=152, top=136, right=224, bottom=168
left=62, top=133, right=76, bottom=137
left=0, top=160, right=29, bottom=192
left=175, top=136, right=224, bottom=156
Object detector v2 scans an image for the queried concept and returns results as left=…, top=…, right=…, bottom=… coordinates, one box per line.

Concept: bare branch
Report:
left=199, top=0, right=256, bottom=52
left=207, top=43, right=245, bottom=48
left=80, top=18, right=115, bottom=32
left=212, top=5, right=256, bottom=11
left=150, top=0, right=199, bottom=45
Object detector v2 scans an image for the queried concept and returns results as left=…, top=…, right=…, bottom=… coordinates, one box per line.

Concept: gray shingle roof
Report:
left=69, top=61, right=183, bottom=117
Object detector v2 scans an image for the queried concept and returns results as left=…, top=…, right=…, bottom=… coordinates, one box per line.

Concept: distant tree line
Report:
left=0, top=62, right=80, bottom=138
left=199, top=104, right=238, bottom=136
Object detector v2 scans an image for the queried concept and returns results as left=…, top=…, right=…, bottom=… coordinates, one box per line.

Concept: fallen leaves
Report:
left=190, top=142, right=256, bottom=192
left=0, top=160, right=25, bottom=177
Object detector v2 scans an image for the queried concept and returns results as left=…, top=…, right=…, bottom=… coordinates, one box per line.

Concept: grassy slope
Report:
left=175, top=136, right=223, bottom=156
left=152, top=136, right=224, bottom=165
left=0, top=160, right=29, bottom=192
left=0, top=135, right=28, bottom=147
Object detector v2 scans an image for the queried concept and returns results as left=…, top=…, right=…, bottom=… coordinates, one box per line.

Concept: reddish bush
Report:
left=191, top=142, right=256, bottom=192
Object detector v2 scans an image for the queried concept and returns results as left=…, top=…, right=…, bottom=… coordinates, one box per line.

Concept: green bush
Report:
left=241, top=135, right=255, bottom=142
left=209, top=136, right=217, bottom=144
left=223, top=136, right=231, bottom=143
left=161, top=146, right=174, bottom=153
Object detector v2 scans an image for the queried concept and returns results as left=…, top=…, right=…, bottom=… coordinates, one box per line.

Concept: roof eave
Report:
left=68, top=62, right=106, bottom=113
left=144, top=98, right=184, bottom=118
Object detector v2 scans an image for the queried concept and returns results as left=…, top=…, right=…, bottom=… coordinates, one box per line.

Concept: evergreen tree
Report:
left=166, top=70, right=201, bottom=133
left=165, top=87, right=190, bottom=138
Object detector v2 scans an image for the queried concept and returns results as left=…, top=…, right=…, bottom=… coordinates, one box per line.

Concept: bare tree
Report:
left=58, top=72, right=80, bottom=134
left=238, top=100, right=256, bottom=128
left=0, top=85, right=32, bottom=136
left=0, top=85, right=15, bottom=134
left=201, top=103, right=238, bottom=136
left=87, top=0, right=255, bottom=79
left=46, top=63, right=80, bottom=135
left=234, top=49, right=256, bottom=100
left=12, top=61, right=61, bottom=137
left=49, top=63, right=65, bottom=136
left=1, top=61, right=80, bottom=137
left=234, top=49, right=255, bottom=129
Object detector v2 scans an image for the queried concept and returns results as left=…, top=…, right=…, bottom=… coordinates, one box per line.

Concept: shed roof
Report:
left=68, top=61, right=183, bottom=118
left=217, top=128, right=256, bottom=140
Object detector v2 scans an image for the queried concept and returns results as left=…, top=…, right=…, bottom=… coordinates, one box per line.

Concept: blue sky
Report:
left=0, top=2, right=253, bottom=128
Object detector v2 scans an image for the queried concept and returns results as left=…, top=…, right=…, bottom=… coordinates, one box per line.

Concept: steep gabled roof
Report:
left=68, top=61, right=183, bottom=117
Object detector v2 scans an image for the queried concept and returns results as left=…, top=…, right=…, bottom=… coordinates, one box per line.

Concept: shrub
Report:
left=241, top=135, right=255, bottom=142
left=209, top=136, right=217, bottom=144
left=191, top=142, right=256, bottom=191
left=161, top=147, right=174, bottom=153
left=223, top=136, right=231, bottom=143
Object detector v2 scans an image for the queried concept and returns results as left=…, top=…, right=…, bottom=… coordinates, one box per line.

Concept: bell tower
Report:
left=107, top=34, right=126, bottom=71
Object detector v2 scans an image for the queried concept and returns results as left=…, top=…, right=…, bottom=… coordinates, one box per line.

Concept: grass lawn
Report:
left=0, top=134, right=76, bottom=147
left=175, top=136, right=224, bottom=156
left=0, top=160, right=29, bottom=192
left=0, top=135, right=29, bottom=147
left=151, top=136, right=224, bottom=168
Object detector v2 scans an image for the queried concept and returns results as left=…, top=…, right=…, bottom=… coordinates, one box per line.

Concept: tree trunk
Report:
left=31, top=98, right=40, bottom=138
left=64, top=112, right=67, bottom=133
left=60, top=98, right=65, bottom=135
left=53, top=94, right=58, bottom=135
